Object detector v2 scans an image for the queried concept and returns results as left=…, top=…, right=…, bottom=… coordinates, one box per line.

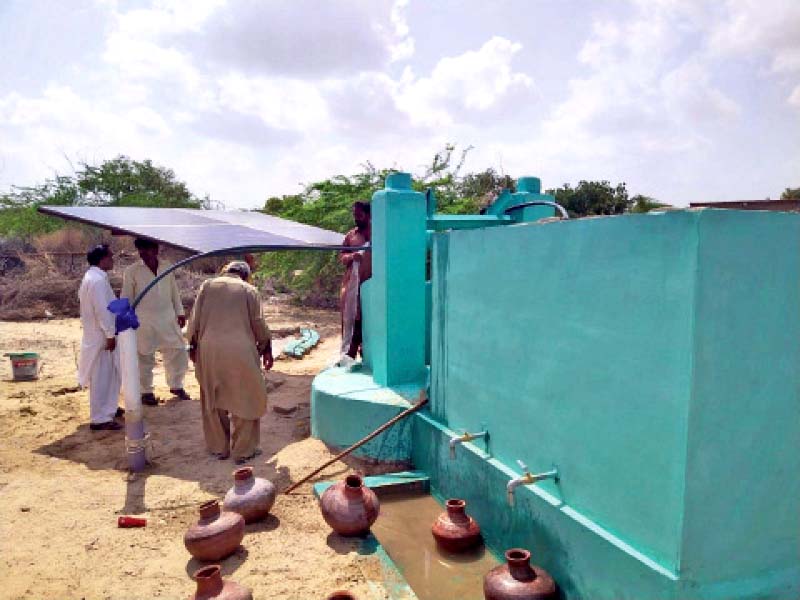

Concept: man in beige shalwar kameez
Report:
left=122, top=238, right=190, bottom=405
left=186, top=261, right=273, bottom=464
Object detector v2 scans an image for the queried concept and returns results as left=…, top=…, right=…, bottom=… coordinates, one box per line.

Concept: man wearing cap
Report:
left=186, top=261, right=273, bottom=464
left=78, top=244, right=123, bottom=431
left=121, top=238, right=190, bottom=405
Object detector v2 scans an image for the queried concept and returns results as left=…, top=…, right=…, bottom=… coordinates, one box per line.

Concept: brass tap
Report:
left=449, top=430, right=488, bottom=459
left=507, top=461, right=559, bottom=506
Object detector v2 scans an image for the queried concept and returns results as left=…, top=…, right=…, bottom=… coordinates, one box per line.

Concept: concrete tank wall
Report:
left=424, top=208, right=800, bottom=597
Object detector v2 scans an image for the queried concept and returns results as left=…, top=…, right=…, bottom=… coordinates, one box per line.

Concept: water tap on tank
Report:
left=448, top=430, right=488, bottom=459
left=507, top=460, right=559, bottom=506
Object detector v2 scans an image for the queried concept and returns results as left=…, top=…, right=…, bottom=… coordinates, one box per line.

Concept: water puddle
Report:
left=371, top=493, right=499, bottom=600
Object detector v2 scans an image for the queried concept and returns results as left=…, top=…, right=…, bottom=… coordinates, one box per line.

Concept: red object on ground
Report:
left=117, top=515, right=147, bottom=528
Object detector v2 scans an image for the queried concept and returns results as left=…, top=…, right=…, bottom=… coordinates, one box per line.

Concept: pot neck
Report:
left=343, top=475, right=364, bottom=498
left=198, top=500, right=220, bottom=521
left=234, top=467, right=254, bottom=487
left=194, top=566, right=224, bottom=596
left=506, top=549, right=536, bottom=582
left=445, top=499, right=468, bottom=522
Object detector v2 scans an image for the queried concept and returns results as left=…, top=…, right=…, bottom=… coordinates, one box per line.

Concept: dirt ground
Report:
left=0, top=303, right=396, bottom=599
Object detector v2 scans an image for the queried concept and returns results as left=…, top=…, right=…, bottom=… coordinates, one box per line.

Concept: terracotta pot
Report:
left=184, top=500, right=245, bottom=562
left=320, top=474, right=380, bottom=536
left=189, top=565, right=252, bottom=600
left=223, top=467, right=277, bottom=524
left=431, top=498, right=482, bottom=552
left=483, top=548, right=557, bottom=600
left=325, top=592, right=357, bottom=600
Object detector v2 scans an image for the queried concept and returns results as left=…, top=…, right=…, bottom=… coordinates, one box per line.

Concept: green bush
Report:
left=257, top=147, right=500, bottom=305
left=258, top=169, right=387, bottom=306
left=0, top=156, right=207, bottom=240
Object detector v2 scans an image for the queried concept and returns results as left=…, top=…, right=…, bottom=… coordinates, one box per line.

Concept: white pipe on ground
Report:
left=118, top=328, right=146, bottom=472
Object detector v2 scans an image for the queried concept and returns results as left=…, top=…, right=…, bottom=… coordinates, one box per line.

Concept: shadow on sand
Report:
left=34, top=372, right=311, bottom=515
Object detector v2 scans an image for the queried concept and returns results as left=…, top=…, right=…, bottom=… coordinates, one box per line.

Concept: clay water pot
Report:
left=189, top=565, right=252, bottom=600
left=223, top=467, right=277, bottom=523
left=483, top=549, right=557, bottom=600
left=184, top=500, right=245, bottom=562
left=325, top=592, right=357, bottom=600
left=431, top=498, right=482, bottom=552
left=319, top=474, right=380, bottom=536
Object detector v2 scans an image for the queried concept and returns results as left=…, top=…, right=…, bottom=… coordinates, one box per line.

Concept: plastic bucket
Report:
left=6, top=352, right=40, bottom=381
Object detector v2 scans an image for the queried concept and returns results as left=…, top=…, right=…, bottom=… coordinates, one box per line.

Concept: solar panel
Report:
left=38, top=206, right=345, bottom=254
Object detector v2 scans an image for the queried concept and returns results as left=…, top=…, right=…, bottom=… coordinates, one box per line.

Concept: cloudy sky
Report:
left=1, top=0, right=798, bottom=209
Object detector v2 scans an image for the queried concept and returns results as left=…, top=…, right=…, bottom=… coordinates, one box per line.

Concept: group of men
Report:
left=77, top=200, right=371, bottom=464
left=78, top=240, right=273, bottom=464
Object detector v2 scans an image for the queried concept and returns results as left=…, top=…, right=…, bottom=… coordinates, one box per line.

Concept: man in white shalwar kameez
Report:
left=121, top=238, right=189, bottom=405
left=78, top=244, right=123, bottom=431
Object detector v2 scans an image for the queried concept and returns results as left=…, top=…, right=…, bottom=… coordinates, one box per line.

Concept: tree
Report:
left=0, top=156, right=208, bottom=238
left=629, top=194, right=672, bottom=213
left=260, top=166, right=389, bottom=305
left=0, top=175, right=81, bottom=238
left=258, top=147, right=667, bottom=305
left=77, top=157, right=207, bottom=208
left=781, top=187, right=800, bottom=200
left=546, top=180, right=632, bottom=217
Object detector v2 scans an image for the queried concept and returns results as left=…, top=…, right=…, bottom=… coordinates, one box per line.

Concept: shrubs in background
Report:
left=2, top=147, right=679, bottom=309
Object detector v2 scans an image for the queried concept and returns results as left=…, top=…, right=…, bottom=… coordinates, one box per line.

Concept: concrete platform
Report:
left=310, top=365, right=426, bottom=462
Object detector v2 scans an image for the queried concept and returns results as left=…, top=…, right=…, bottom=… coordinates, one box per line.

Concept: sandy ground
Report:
left=0, top=304, right=395, bottom=599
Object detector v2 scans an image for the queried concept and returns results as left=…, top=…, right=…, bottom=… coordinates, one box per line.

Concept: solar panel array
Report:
left=38, top=206, right=345, bottom=254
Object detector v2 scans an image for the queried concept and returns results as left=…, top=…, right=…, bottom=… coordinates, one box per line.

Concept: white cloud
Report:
left=1, top=0, right=797, bottom=209
left=661, top=60, right=741, bottom=123
left=0, top=84, right=178, bottom=195
left=389, top=0, right=415, bottom=61
left=529, top=2, right=740, bottom=173
left=322, top=73, right=413, bottom=139
left=395, top=36, right=534, bottom=127
left=164, top=0, right=413, bottom=78
left=789, top=85, right=800, bottom=109
left=709, top=0, right=800, bottom=107
left=217, top=75, right=330, bottom=134
left=709, top=0, right=800, bottom=71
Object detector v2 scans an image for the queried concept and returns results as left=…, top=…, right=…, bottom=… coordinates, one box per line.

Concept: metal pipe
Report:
left=503, top=201, right=569, bottom=220
left=132, top=243, right=370, bottom=310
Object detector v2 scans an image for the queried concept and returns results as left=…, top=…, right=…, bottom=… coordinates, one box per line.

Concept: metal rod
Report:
left=132, top=243, right=369, bottom=310
left=503, top=201, right=569, bottom=219
left=282, top=391, right=428, bottom=495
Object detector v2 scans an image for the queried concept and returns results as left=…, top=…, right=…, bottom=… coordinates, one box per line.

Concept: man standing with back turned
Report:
left=121, top=238, right=190, bottom=405
left=78, top=244, right=123, bottom=431
left=186, top=261, right=273, bottom=464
